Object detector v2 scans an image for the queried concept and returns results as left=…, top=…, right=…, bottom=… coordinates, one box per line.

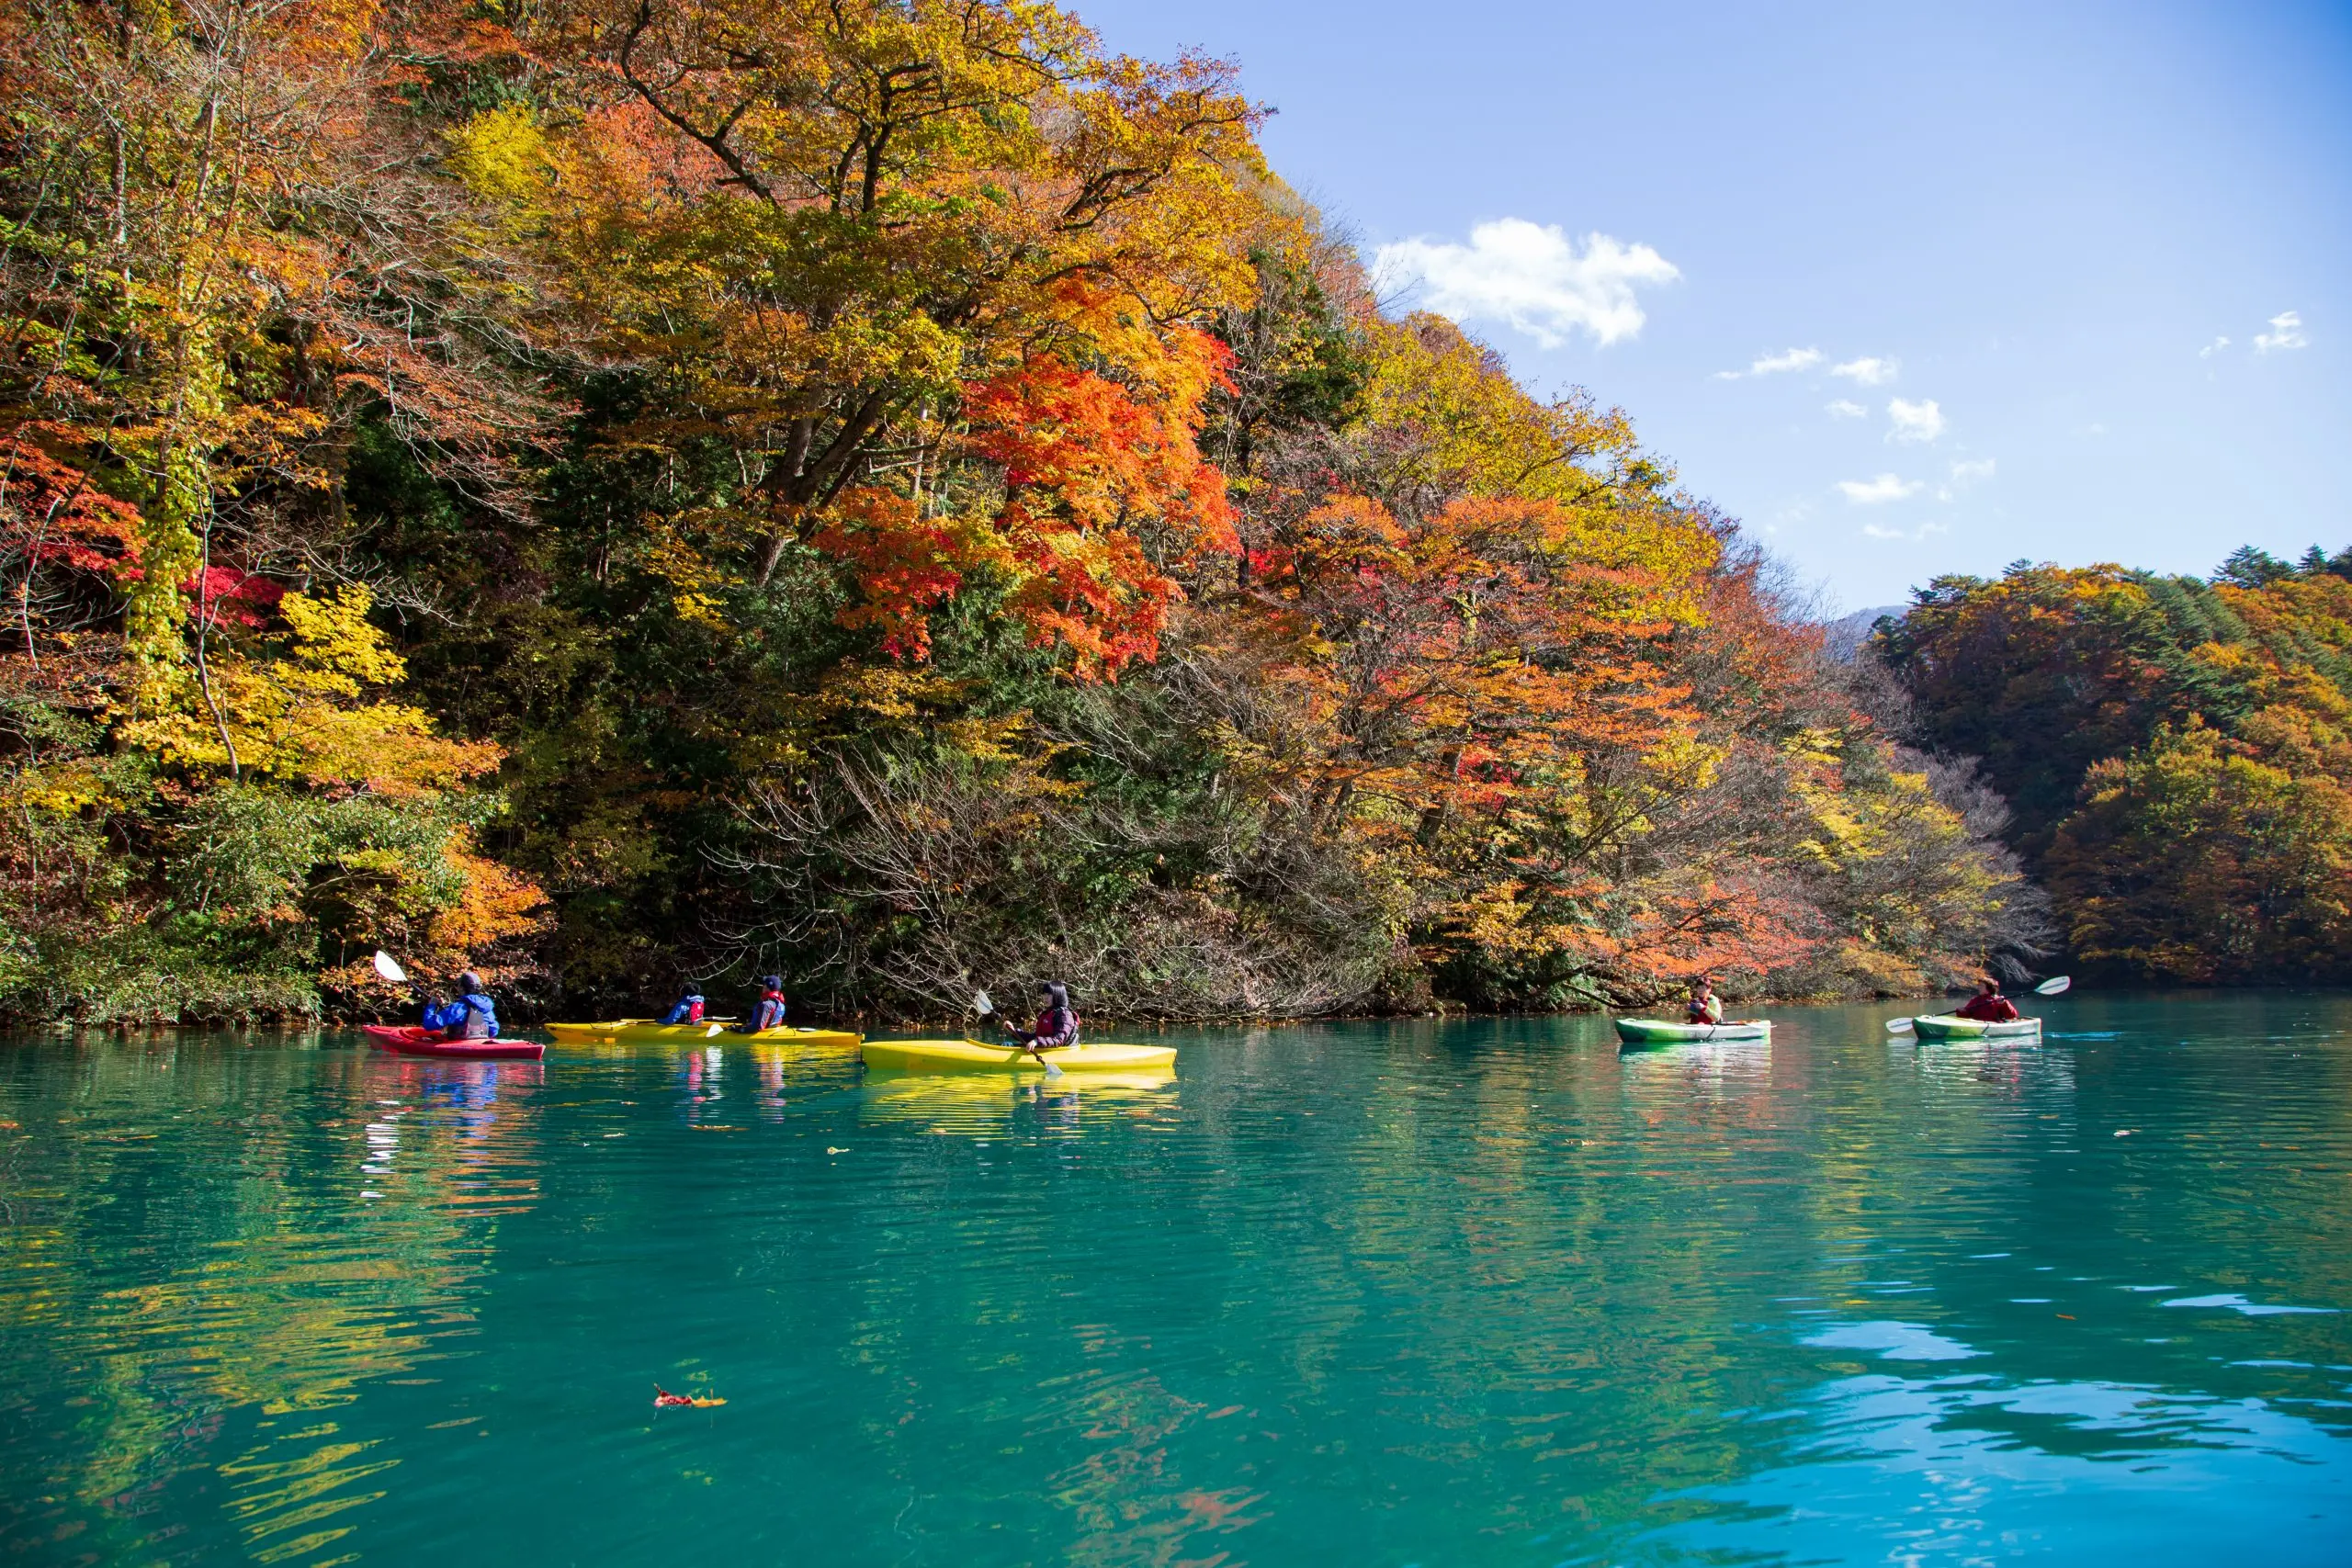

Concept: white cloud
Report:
left=1938, top=457, right=1996, bottom=500
left=1374, top=220, right=1679, bottom=348
left=1887, top=398, right=1945, bottom=444
left=1715, top=346, right=1822, bottom=379
left=2255, top=310, right=2308, bottom=352
left=1826, top=399, right=1868, bottom=420
left=1838, top=473, right=1924, bottom=504
left=1830, top=355, right=1899, bottom=386
left=1862, top=520, right=1951, bottom=541
left=2199, top=335, right=2231, bottom=358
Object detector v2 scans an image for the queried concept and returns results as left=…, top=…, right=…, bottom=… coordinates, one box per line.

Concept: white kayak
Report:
left=1909, top=1013, right=2042, bottom=1041
left=1615, top=1018, right=1772, bottom=1045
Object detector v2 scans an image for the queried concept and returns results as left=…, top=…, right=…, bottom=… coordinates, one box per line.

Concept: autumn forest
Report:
left=3, top=0, right=2345, bottom=1025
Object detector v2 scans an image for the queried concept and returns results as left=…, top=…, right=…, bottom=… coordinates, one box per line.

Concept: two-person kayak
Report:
left=362, top=1024, right=545, bottom=1061
left=1614, top=1019, right=1772, bottom=1045
left=861, top=1039, right=1178, bottom=1073
left=543, top=1019, right=861, bottom=1048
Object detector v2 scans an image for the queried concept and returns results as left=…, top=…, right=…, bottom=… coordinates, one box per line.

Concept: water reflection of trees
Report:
left=0, top=1035, right=543, bottom=1562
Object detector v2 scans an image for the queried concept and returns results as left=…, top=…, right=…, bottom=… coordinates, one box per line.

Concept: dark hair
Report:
left=1043, top=980, right=1069, bottom=1008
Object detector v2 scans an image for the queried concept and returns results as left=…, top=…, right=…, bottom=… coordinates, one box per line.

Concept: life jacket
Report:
left=454, top=993, right=498, bottom=1039
left=662, top=995, right=706, bottom=1026
left=1029, top=1006, right=1080, bottom=1049
left=751, top=990, right=786, bottom=1031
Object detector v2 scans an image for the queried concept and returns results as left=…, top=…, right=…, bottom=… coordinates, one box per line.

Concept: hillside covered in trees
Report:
left=0, top=0, right=2086, bottom=1024
left=1878, top=548, right=2352, bottom=987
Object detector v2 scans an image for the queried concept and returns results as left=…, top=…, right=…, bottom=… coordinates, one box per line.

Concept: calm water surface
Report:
left=3, top=993, right=2350, bottom=1565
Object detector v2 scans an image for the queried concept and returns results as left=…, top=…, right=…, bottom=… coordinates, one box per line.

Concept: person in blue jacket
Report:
left=660, top=986, right=707, bottom=1026
left=742, top=976, right=787, bottom=1032
left=420, top=995, right=461, bottom=1032
left=439, top=972, right=499, bottom=1041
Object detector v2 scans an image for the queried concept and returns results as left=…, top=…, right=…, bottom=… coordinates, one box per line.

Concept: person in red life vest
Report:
left=742, top=976, right=787, bottom=1032
left=1685, top=976, right=1724, bottom=1025
left=1955, top=976, right=2020, bottom=1022
left=1011, top=980, right=1080, bottom=1062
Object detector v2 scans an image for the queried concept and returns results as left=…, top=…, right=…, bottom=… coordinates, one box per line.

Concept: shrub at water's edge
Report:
left=4, top=0, right=2037, bottom=1022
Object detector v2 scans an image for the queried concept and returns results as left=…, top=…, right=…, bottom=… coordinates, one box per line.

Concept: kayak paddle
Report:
left=372, top=951, right=407, bottom=985
left=1887, top=976, right=2071, bottom=1033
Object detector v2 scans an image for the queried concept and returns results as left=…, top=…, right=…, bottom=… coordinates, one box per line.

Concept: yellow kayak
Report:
left=544, top=1018, right=862, bottom=1048
left=861, top=1038, right=1177, bottom=1073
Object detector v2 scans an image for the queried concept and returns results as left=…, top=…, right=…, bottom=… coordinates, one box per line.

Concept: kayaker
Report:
left=742, top=976, right=787, bottom=1032
left=1955, top=977, right=2020, bottom=1022
left=1010, top=980, right=1080, bottom=1062
left=420, top=993, right=462, bottom=1032
left=1685, top=977, right=1724, bottom=1026
left=660, top=986, right=706, bottom=1026
left=441, top=972, right=500, bottom=1041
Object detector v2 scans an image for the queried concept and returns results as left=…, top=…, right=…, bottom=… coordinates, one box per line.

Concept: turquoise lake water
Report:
left=3, top=992, right=2349, bottom=1565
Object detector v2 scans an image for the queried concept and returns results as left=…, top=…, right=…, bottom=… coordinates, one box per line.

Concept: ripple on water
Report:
left=1, top=998, right=2349, bottom=1565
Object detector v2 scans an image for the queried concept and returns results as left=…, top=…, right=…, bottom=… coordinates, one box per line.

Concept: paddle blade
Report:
left=705, top=1022, right=723, bottom=1037
left=972, top=990, right=993, bottom=1016
left=371, top=951, right=407, bottom=985
left=2034, top=976, right=2072, bottom=996
left=1885, top=1017, right=1916, bottom=1034
left=1044, top=1061, right=1064, bottom=1078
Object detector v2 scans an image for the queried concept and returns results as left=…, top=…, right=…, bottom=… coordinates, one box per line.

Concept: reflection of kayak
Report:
left=859, top=1068, right=1176, bottom=1132
left=1910, top=1013, right=2041, bottom=1041
left=1614, top=1019, right=1771, bottom=1045
left=861, top=1039, right=1178, bottom=1073
left=544, top=1019, right=861, bottom=1048
left=362, top=1024, right=545, bottom=1060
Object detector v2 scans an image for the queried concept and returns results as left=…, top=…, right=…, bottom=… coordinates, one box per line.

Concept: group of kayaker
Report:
left=1680, top=973, right=2019, bottom=1025
left=654, top=976, right=792, bottom=1032
left=413, top=972, right=1082, bottom=1058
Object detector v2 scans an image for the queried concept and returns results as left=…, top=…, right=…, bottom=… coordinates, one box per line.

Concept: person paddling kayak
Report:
left=1685, top=977, right=1724, bottom=1026
left=440, top=972, right=500, bottom=1041
left=1009, top=981, right=1080, bottom=1064
left=742, top=976, right=787, bottom=1032
left=1955, top=976, right=2020, bottom=1022
left=659, top=986, right=706, bottom=1026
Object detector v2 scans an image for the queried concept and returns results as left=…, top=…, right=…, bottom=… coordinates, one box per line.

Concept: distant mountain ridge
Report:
left=1822, top=604, right=1907, bottom=661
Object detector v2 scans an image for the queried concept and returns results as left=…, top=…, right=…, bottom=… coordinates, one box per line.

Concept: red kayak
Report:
left=361, top=1024, right=545, bottom=1061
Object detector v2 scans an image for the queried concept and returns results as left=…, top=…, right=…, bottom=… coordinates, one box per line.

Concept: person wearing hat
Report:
left=1009, top=980, right=1080, bottom=1062
left=439, top=971, right=500, bottom=1041
left=1955, top=976, right=2020, bottom=1022
left=743, top=976, right=788, bottom=1033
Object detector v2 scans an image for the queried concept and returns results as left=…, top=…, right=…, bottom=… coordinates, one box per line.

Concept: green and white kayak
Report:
left=1614, top=1018, right=1772, bottom=1045
left=1909, top=1013, right=2041, bottom=1041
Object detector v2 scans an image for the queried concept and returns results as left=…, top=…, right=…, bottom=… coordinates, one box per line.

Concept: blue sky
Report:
left=1076, top=0, right=2351, bottom=611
